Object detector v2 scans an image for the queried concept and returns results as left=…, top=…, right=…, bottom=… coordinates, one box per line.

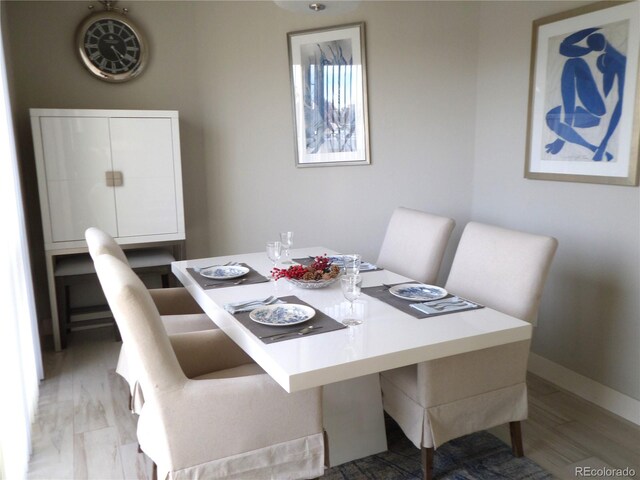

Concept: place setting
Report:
left=187, top=261, right=270, bottom=289
left=292, top=253, right=381, bottom=273
left=328, top=254, right=381, bottom=273
left=362, top=282, right=484, bottom=318
left=224, top=294, right=347, bottom=344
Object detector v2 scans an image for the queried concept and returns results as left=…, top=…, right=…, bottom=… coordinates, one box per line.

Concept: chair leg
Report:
left=510, top=421, right=524, bottom=457
left=152, top=461, right=157, bottom=480
left=323, top=430, right=330, bottom=468
left=421, top=446, right=434, bottom=480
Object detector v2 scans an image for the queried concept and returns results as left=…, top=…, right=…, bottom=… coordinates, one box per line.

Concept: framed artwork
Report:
left=287, top=23, right=370, bottom=167
left=525, top=1, right=640, bottom=186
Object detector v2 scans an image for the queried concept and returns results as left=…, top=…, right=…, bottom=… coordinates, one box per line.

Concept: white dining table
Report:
left=172, top=246, right=532, bottom=466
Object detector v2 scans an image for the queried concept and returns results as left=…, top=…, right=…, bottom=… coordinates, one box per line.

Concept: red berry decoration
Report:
left=271, top=255, right=340, bottom=281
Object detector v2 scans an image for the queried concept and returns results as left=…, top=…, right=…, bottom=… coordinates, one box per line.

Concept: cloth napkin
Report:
left=409, top=296, right=483, bottom=317
left=224, top=297, right=284, bottom=314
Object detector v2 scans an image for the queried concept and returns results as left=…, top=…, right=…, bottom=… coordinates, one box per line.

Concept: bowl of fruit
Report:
left=272, top=255, right=341, bottom=289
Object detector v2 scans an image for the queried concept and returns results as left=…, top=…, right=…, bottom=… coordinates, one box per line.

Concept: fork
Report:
left=204, top=278, right=246, bottom=287
left=260, top=325, right=323, bottom=340
left=225, top=296, right=279, bottom=314
left=229, top=295, right=276, bottom=309
left=428, top=300, right=467, bottom=311
left=196, top=261, right=240, bottom=273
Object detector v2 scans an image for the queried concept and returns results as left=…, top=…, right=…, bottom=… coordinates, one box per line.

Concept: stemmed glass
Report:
left=266, top=241, right=282, bottom=275
left=342, top=254, right=361, bottom=275
left=341, top=274, right=363, bottom=326
left=280, top=231, right=294, bottom=264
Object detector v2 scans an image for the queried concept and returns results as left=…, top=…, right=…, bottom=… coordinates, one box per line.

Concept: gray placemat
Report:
left=187, top=263, right=269, bottom=290
left=233, top=295, right=347, bottom=344
left=292, top=256, right=383, bottom=272
left=362, top=284, right=484, bottom=319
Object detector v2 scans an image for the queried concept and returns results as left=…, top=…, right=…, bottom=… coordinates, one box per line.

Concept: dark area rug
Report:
left=324, top=416, right=552, bottom=479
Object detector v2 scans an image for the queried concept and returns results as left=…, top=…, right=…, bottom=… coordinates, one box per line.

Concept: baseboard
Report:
left=528, top=353, right=640, bottom=426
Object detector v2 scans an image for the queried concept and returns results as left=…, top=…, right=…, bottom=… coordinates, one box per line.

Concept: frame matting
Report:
left=288, top=23, right=370, bottom=167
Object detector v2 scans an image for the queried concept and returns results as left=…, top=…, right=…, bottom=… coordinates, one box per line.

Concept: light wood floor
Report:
left=27, top=327, right=640, bottom=479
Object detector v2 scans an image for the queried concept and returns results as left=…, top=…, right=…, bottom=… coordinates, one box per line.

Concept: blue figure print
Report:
left=545, top=27, right=626, bottom=161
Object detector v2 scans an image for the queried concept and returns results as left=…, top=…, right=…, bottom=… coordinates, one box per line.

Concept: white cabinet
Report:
left=30, top=109, right=185, bottom=250
left=30, top=108, right=186, bottom=351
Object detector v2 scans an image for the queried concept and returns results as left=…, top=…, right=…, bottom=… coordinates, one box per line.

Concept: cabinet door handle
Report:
left=105, top=171, right=123, bottom=187
left=112, top=171, right=123, bottom=187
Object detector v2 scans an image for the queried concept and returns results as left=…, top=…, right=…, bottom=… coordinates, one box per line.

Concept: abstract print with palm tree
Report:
left=301, top=39, right=358, bottom=154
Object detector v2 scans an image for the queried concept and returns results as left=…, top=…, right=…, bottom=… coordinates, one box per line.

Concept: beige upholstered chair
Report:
left=94, top=254, right=325, bottom=479
left=85, top=227, right=205, bottom=318
left=380, top=222, right=558, bottom=480
left=376, top=207, right=455, bottom=284
left=85, top=227, right=215, bottom=413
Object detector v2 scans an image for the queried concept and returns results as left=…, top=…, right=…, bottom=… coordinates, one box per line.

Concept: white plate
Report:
left=327, top=256, right=377, bottom=271
left=199, top=265, right=250, bottom=280
left=389, top=283, right=447, bottom=301
left=358, top=262, right=377, bottom=272
left=327, top=255, right=346, bottom=264
left=249, top=304, right=315, bottom=326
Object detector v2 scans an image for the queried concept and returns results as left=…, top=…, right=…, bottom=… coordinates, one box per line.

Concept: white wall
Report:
left=473, top=1, right=640, bottom=402
left=192, top=1, right=478, bottom=263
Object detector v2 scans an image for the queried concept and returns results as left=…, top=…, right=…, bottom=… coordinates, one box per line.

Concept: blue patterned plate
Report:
left=249, top=304, right=315, bottom=326
left=199, top=265, right=250, bottom=280
left=389, top=283, right=447, bottom=301
left=327, top=255, right=377, bottom=271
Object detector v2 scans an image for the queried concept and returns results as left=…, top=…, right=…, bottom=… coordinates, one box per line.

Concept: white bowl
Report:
left=287, top=276, right=340, bottom=289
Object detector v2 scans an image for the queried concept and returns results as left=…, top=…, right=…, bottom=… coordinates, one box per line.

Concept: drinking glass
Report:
left=341, top=274, right=363, bottom=326
left=266, top=241, right=282, bottom=271
left=280, top=231, right=294, bottom=263
left=342, top=254, right=361, bottom=276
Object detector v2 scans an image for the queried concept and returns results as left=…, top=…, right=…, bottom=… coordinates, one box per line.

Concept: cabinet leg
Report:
left=63, top=285, right=71, bottom=347
left=47, top=253, right=62, bottom=352
left=55, top=278, right=68, bottom=350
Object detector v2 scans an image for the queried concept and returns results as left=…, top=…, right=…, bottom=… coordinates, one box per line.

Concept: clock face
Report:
left=77, top=12, right=148, bottom=82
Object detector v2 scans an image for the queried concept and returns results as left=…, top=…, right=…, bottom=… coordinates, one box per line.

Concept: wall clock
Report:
left=76, top=2, right=148, bottom=83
